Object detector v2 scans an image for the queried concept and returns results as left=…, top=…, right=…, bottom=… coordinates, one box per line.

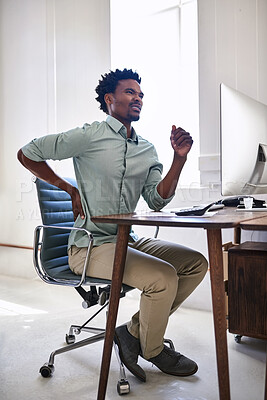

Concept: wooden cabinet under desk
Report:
left=228, top=241, right=267, bottom=340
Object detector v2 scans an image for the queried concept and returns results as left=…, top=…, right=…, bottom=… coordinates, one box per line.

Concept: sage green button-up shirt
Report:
left=22, top=116, right=173, bottom=247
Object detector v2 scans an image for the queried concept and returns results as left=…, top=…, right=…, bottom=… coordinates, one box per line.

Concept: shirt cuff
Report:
left=152, top=187, right=175, bottom=210
left=21, top=143, right=45, bottom=162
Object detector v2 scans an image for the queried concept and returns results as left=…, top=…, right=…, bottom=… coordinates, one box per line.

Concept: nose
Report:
left=133, top=93, right=143, bottom=104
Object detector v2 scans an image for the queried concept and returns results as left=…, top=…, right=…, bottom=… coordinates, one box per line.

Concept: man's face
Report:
left=105, top=79, right=144, bottom=124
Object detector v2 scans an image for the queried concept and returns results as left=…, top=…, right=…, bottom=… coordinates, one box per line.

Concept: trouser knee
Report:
left=144, top=264, right=178, bottom=299
left=198, top=253, right=209, bottom=277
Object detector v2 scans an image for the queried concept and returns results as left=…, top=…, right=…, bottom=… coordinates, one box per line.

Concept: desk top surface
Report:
left=91, top=208, right=267, bottom=229
left=240, top=215, right=267, bottom=230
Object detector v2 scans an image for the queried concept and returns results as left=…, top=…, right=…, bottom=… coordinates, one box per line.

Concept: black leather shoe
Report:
left=146, top=345, right=198, bottom=376
left=114, top=325, right=146, bottom=382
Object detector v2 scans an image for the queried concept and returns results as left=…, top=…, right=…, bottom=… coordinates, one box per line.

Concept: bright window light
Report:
left=110, top=0, right=199, bottom=187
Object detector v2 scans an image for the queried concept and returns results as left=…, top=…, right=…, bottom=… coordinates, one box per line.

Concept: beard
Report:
left=127, top=111, right=140, bottom=122
left=131, top=114, right=140, bottom=122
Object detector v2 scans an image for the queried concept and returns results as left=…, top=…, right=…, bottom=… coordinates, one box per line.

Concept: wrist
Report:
left=173, top=152, right=187, bottom=164
left=60, top=180, right=77, bottom=196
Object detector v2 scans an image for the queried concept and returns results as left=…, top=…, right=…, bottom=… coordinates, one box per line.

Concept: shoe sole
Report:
left=114, top=332, right=146, bottom=382
left=154, top=363, right=198, bottom=377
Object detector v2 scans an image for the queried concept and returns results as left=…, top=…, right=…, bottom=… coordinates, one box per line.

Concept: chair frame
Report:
left=33, top=224, right=93, bottom=287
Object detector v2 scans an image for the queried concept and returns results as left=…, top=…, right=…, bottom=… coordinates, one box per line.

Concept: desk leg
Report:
left=97, top=224, right=130, bottom=400
left=206, top=229, right=231, bottom=400
left=265, top=349, right=267, bottom=400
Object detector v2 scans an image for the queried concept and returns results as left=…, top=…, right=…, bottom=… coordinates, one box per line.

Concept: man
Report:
left=18, top=68, right=208, bottom=382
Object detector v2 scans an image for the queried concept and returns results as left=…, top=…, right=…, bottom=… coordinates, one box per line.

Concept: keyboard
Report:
left=174, top=202, right=216, bottom=216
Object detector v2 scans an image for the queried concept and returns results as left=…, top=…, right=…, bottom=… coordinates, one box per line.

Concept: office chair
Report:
left=33, top=177, right=134, bottom=395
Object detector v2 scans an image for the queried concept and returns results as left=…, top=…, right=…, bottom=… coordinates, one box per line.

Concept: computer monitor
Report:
left=220, top=83, right=267, bottom=196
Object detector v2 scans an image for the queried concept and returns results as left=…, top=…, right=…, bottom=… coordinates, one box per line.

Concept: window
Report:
left=110, top=0, right=199, bottom=186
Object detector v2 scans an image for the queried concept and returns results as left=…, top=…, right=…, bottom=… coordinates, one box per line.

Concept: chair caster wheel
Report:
left=234, top=334, right=242, bottom=343
left=66, top=334, right=75, bottom=344
left=40, top=363, right=55, bottom=378
left=117, top=379, right=130, bottom=395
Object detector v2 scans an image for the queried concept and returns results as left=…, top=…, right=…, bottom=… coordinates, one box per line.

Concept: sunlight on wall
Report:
left=110, top=0, right=199, bottom=187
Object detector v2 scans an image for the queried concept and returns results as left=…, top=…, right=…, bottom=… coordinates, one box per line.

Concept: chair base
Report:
left=39, top=323, right=131, bottom=395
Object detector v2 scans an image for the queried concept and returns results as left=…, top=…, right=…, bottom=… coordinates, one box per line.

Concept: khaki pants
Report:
left=68, top=237, right=208, bottom=359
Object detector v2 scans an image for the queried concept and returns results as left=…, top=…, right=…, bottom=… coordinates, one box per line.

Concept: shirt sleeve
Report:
left=142, top=147, right=174, bottom=211
left=21, top=125, right=90, bottom=162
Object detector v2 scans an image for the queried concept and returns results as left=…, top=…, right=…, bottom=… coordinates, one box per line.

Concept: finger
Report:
left=174, top=140, right=193, bottom=151
left=171, top=125, right=179, bottom=139
left=171, top=130, right=190, bottom=145
left=172, top=132, right=193, bottom=147
left=172, top=126, right=186, bottom=133
left=73, top=210, right=78, bottom=221
left=172, top=127, right=190, bottom=138
left=73, top=210, right=85, bottom=221
left=77, top=203, right=85, bottom=219
left=72, top=201, right=85, bottom=220
left=80, top=208, right=85, bottom=219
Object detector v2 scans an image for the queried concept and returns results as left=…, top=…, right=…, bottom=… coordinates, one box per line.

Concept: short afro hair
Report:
left=95, top=68, right=141, bottom=113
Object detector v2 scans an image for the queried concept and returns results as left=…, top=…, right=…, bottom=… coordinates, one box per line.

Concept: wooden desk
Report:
left=240, top=216, right=267, bottom=400
left=91, top=208, right=267, bottom=400
left=240, top=214, right=267, bottom=231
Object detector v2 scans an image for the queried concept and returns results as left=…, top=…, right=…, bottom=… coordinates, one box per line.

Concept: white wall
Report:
left=0, top=0, right=110, bottom=277
left=198, top=0, right=267, bottom=187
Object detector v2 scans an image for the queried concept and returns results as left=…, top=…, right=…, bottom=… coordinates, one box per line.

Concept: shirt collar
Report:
left=106, top=115, right=138, bottom=144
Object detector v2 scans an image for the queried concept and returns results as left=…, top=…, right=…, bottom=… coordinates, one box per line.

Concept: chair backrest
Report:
left=35, top=177, right=77, bottom=280
left=34, top=177, right=134, bottom=293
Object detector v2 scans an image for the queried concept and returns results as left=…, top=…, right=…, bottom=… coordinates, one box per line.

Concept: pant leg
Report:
left=130, top=237, right=208, bottom=314
left=68, top=239, right=208, bottom=359
left=68, top=243, right=179, bottom=358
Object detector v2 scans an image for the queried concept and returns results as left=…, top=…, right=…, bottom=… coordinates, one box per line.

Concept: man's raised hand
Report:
left=170, top=125, right=193, bottom=158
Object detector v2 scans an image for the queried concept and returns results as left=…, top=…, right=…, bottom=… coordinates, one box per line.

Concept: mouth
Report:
left=130, top=103, right=142, bottom=113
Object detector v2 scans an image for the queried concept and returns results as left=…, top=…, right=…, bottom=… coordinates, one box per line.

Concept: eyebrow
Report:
left=125, top=88, right=144, bottom=97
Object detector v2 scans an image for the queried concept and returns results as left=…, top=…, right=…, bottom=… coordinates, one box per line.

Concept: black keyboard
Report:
left=175, top=202, right=216, bottom=216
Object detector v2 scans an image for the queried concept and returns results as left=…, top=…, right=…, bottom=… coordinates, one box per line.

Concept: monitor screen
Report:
left=220, top=83, right=267, bottom=196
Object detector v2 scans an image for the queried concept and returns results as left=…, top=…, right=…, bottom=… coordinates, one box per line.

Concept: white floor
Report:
left=0, top=275, right=266, bottom=400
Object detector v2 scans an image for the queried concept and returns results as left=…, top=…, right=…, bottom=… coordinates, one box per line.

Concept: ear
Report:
left=104, top=93, right=113, bottom=106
